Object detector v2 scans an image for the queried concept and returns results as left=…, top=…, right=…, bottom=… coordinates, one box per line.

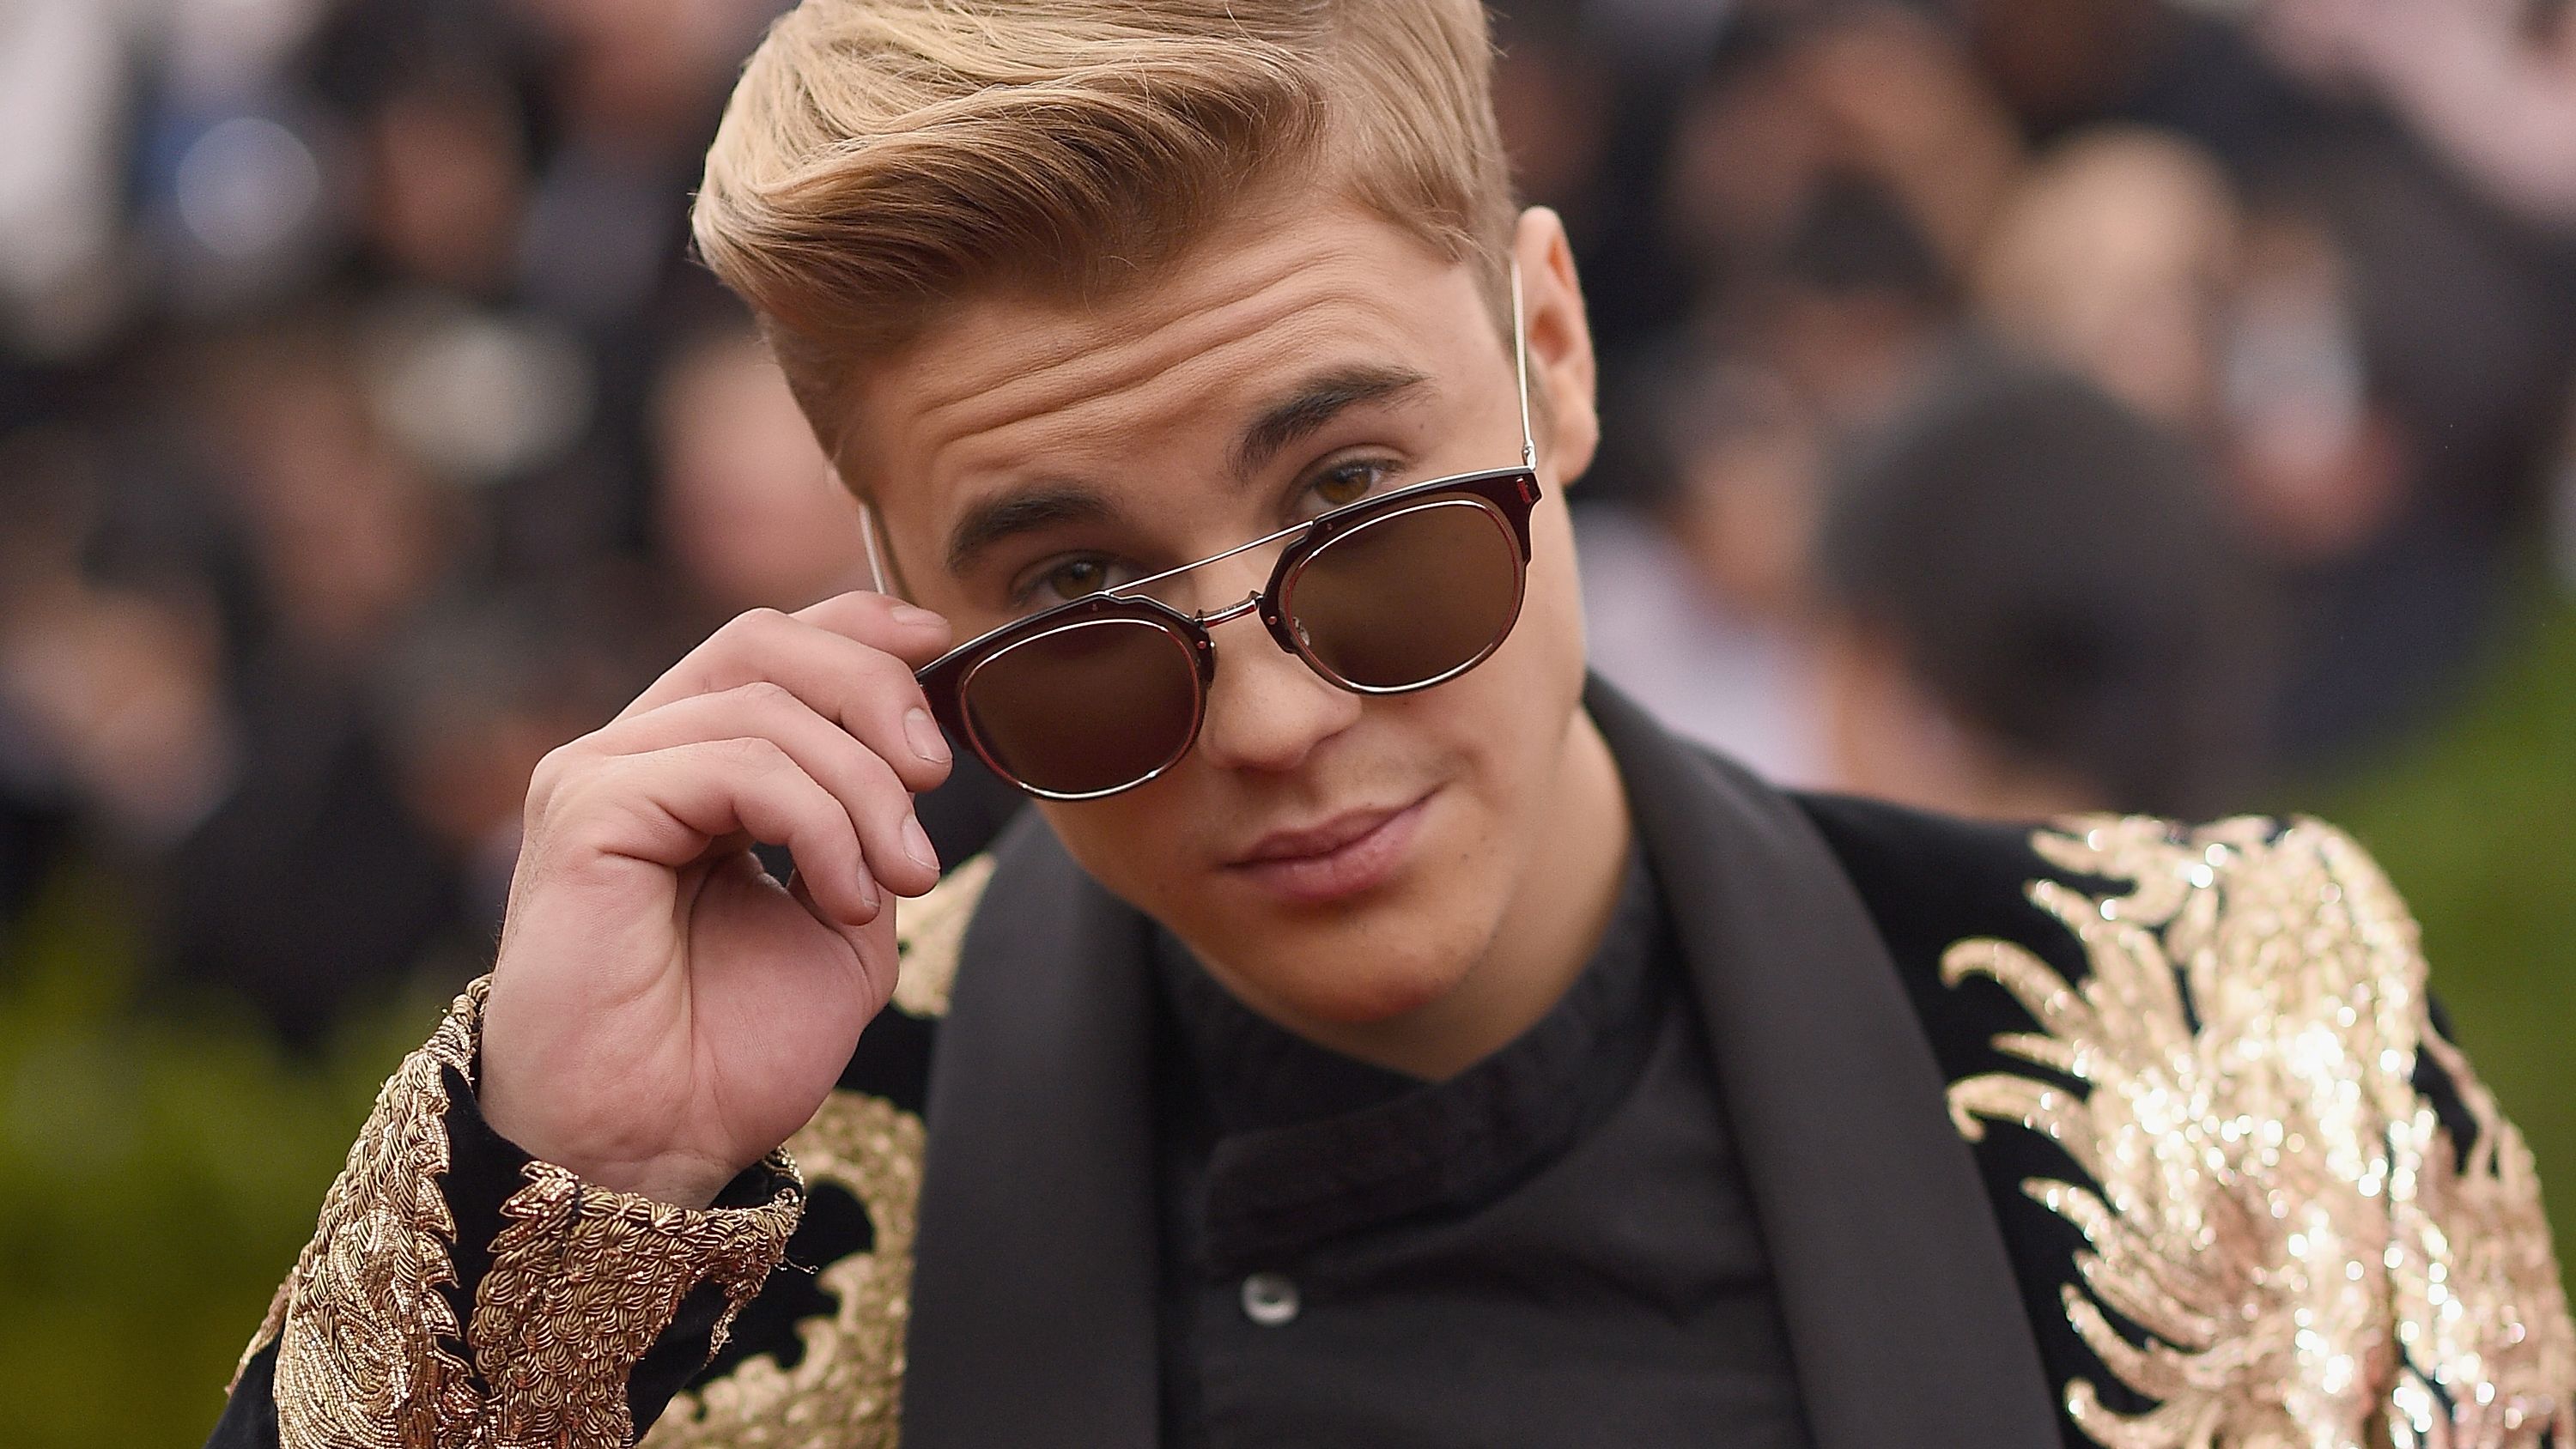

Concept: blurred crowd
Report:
left=4, top=0, right=2576, bottom=1050
left=1530, top=0, right=2576, bottom=818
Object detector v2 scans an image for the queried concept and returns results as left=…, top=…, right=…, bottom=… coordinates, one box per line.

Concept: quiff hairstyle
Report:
left=691, top=0, right=1517, bottom=466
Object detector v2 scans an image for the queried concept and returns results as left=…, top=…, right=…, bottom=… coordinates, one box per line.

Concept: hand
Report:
left=478, top=592, right=955, bottom=1207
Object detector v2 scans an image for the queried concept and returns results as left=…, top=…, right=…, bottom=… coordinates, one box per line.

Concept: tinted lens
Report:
left=961, top=615, right=1201, bottom=797
left=1286, top=497, right=1524, bottom=690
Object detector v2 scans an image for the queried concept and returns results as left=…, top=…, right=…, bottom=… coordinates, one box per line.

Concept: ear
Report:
left=1514, top=207, right=1601, bottom=490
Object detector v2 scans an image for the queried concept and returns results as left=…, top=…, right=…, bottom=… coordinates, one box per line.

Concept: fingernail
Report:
left=890, top=603, right=940, bottom=627
left=857, top=869, right=881, bottom=915
left=903, top=707, right=951, bottom=764
left=902, top=814, right=940, bottom=873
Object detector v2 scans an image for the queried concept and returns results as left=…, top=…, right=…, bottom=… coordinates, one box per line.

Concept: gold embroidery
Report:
left=473, top=1155, right=802, bottom=1446
left=264, top=982, right=487, bottom=1446
left=243, top=979, right=808, bottom=1447
left=230, top=1271, right=292, bottom=1392
left=644, top=1092, right=926, bottom=1449
left=642, top=854, right=990, bottom=1448
left=1945, top=815, right=2573, bottom=1448
left=890, top=852, right=993, bottom=1019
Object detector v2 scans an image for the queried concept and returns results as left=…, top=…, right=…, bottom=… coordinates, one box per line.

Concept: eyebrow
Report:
left=945, top=483, right=1119, bottom=576
left=1231, top=364, right=1432, bottom=482
left=940, top=362, right=1434, bottom=579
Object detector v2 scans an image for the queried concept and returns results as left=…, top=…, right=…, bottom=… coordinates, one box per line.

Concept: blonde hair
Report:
left=691, top=0, right=1516, bottom=461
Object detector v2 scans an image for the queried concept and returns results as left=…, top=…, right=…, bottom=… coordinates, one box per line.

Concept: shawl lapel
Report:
left=1589, top=681, right=2061, bottom=1449
left=902, top=809, right=1165, bottom=1448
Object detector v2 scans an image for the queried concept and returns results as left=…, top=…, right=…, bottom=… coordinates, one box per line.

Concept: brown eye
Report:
left=1009, top=552, right=1146, bottom=613
left=1310, top=460, right=1392, bottom=511
left=1042, top=557, right=1113, bottom=602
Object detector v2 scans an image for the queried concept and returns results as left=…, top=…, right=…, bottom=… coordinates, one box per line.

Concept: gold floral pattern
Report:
left=641, top=1092, right=926, bottom=1449
left=890, top=852, right=992, bottom=1020
left=2385, top=1028, right=2576, bottom=1447
left=240, top=979, right=805, bottom=1447
left=1945, top=815, right=2573, bottom=1449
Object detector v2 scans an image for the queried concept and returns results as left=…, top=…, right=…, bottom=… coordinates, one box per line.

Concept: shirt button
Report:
left=1239, top=1271, right=1300, bottom=1326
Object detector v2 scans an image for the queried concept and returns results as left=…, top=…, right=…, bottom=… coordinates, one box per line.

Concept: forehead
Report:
left=848, top=201, right=1492, bottom=534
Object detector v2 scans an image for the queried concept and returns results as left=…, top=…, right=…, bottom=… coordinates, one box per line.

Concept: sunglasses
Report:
left=897, top=267, right=1542, bottom=802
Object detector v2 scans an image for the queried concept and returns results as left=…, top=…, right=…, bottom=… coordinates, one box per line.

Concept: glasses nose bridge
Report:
left=1193, top=589, right=1267, bottom=628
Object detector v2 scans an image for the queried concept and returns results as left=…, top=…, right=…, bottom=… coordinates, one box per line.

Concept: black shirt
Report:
left=1151, top=848, right=1814, bottom=1448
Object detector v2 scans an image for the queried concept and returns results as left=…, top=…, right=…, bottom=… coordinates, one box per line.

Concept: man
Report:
left=1809, top=351, right=2271, bottom=823
left=211, top=3, right=2574, bottom=1446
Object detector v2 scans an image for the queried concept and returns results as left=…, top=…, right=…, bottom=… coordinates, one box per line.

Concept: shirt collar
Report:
left=1152, top=840, right=1669, bottom=1271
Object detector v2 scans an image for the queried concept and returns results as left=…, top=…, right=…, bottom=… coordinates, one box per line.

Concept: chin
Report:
left=1244, top=924, right=1478, bottom=1027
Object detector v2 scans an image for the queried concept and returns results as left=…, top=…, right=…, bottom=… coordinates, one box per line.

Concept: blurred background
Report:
left=1, top=0, right=2572, bottom=1437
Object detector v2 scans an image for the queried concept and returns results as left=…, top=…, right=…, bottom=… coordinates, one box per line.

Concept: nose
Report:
left=1192, top=606, right=1361, bottom=777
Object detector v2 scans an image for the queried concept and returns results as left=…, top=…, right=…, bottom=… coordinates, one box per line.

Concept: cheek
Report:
left=1029, top=788, right=1194, bottom=912
left=1370, top=510, right=1589, bottom=834
left=1475, top=498, right=1592, bottom=738
left=1457, top=501, right=1595, bottom=820
left=1524, top=501, right=1589, bottom=669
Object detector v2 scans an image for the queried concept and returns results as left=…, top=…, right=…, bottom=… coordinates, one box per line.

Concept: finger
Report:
left=586, top=682, right=942, bottom=898
left=569, top=737, right=882, bottom=927
left=793, top=590, right=953, bottom=664
left=618, top=602, right=955, bottom=794
left=784, top=864, right=906, bottom=1017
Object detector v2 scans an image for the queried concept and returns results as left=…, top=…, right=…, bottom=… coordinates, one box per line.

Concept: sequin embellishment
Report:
left=1945, top=815, right=2573, bottom=1448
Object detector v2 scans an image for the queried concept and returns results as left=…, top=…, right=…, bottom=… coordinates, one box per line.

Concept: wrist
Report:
left=480, top=1085, right=737, bottom=1210
left=510, top=1135, right=737, bottom=1210
left=589, top=1156, right=737, bottom=1211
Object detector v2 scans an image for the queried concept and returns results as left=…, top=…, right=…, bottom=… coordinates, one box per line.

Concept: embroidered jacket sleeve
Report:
left=1938, top=815, right=2575, bottom=1448
left=208, top=852, right=988, bottom=1449
left=204, top=979, right=805, bottom=1449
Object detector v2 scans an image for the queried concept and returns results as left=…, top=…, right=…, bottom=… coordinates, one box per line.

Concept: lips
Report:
left=1224, top=791, right=1434, bottom=906
left=1232, top=803, right=1409, bottom=864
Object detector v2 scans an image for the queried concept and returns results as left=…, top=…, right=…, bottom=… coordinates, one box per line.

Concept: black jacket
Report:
left=211, top=682, right=2573, bottom=1448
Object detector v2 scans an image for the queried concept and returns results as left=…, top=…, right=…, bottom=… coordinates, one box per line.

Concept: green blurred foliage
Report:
left=0, top=867, right=437, bottom=1446
left=0, top=593, right=2566, bottom=1447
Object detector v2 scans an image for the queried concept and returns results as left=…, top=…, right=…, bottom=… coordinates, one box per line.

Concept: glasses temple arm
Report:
left=1510, top=263, right=1534, bottom=472
left=858, top=499, right=896, bottom=596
